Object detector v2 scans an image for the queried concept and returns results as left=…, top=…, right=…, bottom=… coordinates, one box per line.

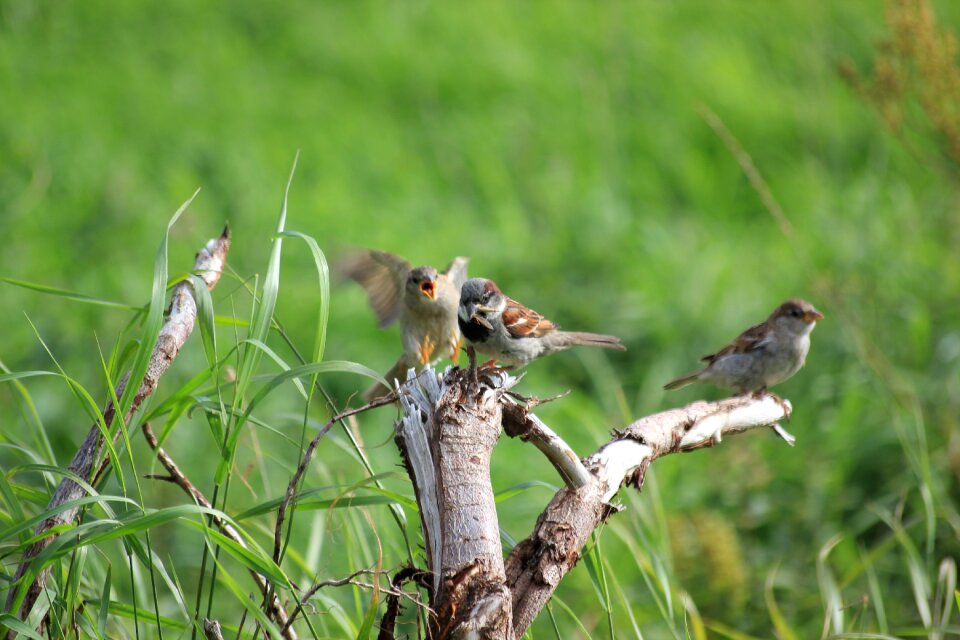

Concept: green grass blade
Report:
left=549, top=593, right=595, bottom=639
left=234, top=154, right=297, bottom=401
left=0, top=614, right=44, bottom=639
left=180, top=520, right=289, bottom=585
left=0, top=358, right=54, bottom=469
left=279, top=230, right=330, bottom=363
left=355, top=589, right=380, bottom=640
left=817, top=535, right=844, bottom=636
left=494, top=480, right=559, bottom=503
left=933, top=558, right=957, bottom=638
left=858, top=543, right=888, bottom=633
left=207, top=547, right=284, bottom=640
left=98, top=564, right=112, bottom=638
left=119, top=190, right=197, bottom=414
left=764, top=564, right=799, bottom=640
left=0, top=277, right=139, bottom=310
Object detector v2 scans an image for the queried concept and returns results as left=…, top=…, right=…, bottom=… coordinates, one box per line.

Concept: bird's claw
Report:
left=749, top=388, right=792, bottom=421
left=418, top=336, right=436, bottom=366
left=771, top=393, right=792, bottom=420
left=450, top=336, right=464, bottom=365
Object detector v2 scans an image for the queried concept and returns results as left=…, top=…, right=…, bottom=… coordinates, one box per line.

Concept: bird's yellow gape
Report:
left=420, top=280, right=436, bottom=300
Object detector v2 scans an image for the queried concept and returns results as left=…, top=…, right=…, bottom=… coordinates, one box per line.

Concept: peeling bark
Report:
left=506, top=395, right=791, bottom=635
left=395, top=368, right=515, bottom=639
left=395, top=367, right=792, bottom=639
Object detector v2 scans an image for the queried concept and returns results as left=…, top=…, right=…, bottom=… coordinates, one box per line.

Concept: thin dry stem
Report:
left=141, top=423, right=297, bottom=639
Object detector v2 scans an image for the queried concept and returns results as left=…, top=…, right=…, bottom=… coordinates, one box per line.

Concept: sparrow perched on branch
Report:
left=664, top=298, right=824, bottom=395
left=457, top=277, right=625, bottom=368
left=341, top=250, right=468, bottom=398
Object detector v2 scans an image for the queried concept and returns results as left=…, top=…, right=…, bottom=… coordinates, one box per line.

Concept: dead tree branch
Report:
left=395, top=367, right=516, bottom=639
left=5, top=228, right=230, bottom=629
left=202, top=619, right=225, bottom=640
left=505, top=394, right=791, bottom=635
left=501, top=400, right=590, bottom=490
left=394, top=366, right=792, bottom=639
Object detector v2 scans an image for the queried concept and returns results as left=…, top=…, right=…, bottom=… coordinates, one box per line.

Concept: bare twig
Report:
left=272, top=393, right=396, bottom=565
left=280, top=568, right=385, bottom=635
left=284, top=569, right=430, bottom=638
left=142, top=423, right=297, bottom=639
left=5, top=228, right=231, bottom=629
left=377, top=566, right=431, bottom=640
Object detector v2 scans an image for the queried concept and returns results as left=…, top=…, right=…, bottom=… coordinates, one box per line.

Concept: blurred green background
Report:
left=3, top=0, right=960, bottom=637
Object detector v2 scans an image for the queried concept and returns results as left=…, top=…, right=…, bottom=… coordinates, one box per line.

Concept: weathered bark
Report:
left=395, top=368, right=515, bottom=639
left=505, top=395, right=792, bottom=635
left=5, top=228, right=230, bottom=629
left=202, top=619, right=225, bottom=640
left=501, top=401, right=590, bottom=490
left=395, top=366, right=792, bottom=639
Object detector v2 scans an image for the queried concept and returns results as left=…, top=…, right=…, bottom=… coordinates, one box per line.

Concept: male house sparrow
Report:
left=341, top=250, right=468, bottom=398
left=457, top=277, right=625, bottom=368
left=664, top=298, right=824, bottom=395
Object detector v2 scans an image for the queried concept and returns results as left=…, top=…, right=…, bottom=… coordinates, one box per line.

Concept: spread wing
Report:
left=339, top=250, right=411, bottom=328
left=502, top=297, right=558, bottom=339
left=443, top=256, right=469, bottom=290
left=700, top=322, right=771, bottom=363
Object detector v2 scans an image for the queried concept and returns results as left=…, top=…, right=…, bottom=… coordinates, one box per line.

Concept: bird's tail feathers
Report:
left=561, top=331, right=626, bottom=351
left=663, top=371, right=701, bottom=391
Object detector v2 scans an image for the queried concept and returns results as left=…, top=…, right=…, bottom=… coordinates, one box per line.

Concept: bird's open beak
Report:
left=804, top=309, right=824, bottom=323
left=460, top=302, right=494, bottom=329
left=472, top=312, right=493, bottom=330
left=420, top=280, right=437, bottom=300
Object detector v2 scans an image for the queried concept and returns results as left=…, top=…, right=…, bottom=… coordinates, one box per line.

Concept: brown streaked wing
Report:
left=339, top=250, right=411, bottom=328
left=502, top=297, right=558, bottom=338
left=700, top=321, right=770, bottom=363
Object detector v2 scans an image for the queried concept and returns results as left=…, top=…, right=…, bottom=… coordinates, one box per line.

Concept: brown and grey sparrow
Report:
left=457, top=277, right=625, bottom=368
left=664, top=298, right=823, bottom=395
left=341, top=250, right=468, bottom=398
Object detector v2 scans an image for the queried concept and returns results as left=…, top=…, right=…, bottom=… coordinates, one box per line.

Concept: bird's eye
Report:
left=790, top=308, right=802, bottom=317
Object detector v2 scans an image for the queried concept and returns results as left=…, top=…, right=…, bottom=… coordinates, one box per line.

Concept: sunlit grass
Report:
left=2, top=0, right=960, bottom=637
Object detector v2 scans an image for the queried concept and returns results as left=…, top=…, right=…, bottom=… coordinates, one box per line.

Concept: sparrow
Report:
left=457, top=277, right=625, bottom=368
left=341, top=250, right=468, bottom=398
left=664, top=298, right=824, bottom=395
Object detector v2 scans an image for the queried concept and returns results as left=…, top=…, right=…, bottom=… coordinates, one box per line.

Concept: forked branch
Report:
left=393, top=366, right=793, bottom=638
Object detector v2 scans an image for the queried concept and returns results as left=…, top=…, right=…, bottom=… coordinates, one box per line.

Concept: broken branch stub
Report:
left=394, top=367, right=515, bottom=639
left=395, top=365, right=793, bottom=638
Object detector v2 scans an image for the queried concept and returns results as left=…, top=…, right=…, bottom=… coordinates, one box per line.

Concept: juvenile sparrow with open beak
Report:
left=457, top=277, right=625, bottom=368
left=341, top=250, right=468, bottom=398
left=664, top=298, right=824, bottom=395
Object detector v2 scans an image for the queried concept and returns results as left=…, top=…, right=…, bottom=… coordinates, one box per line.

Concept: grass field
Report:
left=2, top=1, right=960, bottom=637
